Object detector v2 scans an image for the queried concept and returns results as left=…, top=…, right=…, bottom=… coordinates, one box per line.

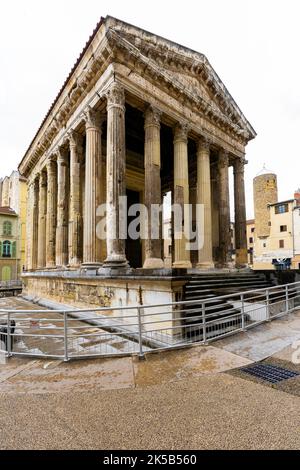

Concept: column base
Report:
left=172, top=261, right=192, bottom=269
left=81, top=262, right=103, bottom=275
left=196, top=261, right=215, bottom=270
left=235, top=249, right=248, bottom=269
left=98, top=256, right=132, bottom=275
left=143, top=258, right=165, bottom=269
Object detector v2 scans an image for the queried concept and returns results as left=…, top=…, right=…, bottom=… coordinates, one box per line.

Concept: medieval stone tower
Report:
left=253, top=166, right=278, bottom=238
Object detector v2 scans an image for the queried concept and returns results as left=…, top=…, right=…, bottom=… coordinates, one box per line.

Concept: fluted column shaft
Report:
left=218, top=150, right=231, bottom=267
left=143, top=106, right=164, bottom=269
left=25, top=184, right=32, bottom=270
left=56, top=148, right=69, bottom=267
left=69, top=131, right=83, bottom=267
left=234, top=158, right=248, bottom=267
left=28, top=179, right=39, bottom=270
left=173, top=123, right=192, bottom=269
left=46, top=159, right=57, bottom=268
left=37, top=171, right=47, bottom=268
left=196, top=139, right=214, bottom=268
left=103, top=82, right=129, bottom=269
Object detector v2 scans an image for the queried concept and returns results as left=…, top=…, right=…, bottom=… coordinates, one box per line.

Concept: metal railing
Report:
left=0, top=280, right=22, bottom=288
left=0, top=281, right=300, bottom=361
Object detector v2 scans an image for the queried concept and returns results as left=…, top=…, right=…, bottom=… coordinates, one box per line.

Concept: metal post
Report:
left=202, top=302, right=207, bottom=344
left=266, top=289, right=270, bottom=321
left=137, top=307, right=145, bottom=360
left=285, top=285, right=289, bottom=314
left=63, top=311, right=69, bottom=362
left=6, top=312, right=12, bottom=358
left=241, top=294, right=246, bottom=331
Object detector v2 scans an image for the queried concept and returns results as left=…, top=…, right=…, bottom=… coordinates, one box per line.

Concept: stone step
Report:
left=188, top=279, right=266, bottom=286
left=183, top=300, right=239, bottom=314
left=185, top=283, right=272, bottom=292
left=189, top=274, right=266, bottom=280
left=183, top=308, right=241, bottom=325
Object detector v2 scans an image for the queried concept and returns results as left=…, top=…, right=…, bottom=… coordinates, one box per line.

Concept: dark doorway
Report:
left=126, top=189, right=143, bottom=268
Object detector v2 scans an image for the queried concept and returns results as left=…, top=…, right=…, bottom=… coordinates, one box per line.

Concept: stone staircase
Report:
left=181, top=272, right=275, bottom=340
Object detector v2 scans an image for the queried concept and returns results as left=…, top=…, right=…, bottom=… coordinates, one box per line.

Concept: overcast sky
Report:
left=0, top=0, right=299, bottom=218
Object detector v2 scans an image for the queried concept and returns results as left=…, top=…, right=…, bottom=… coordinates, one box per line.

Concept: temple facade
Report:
left=19, top=17, right=256, bottom=308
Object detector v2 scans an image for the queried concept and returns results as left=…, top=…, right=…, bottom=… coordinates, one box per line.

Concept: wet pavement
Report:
left=0, top=297, right=145, bottom=358
left=0, top=297, right=300, bottom=449
left=215, top=310, right=300, bottom=361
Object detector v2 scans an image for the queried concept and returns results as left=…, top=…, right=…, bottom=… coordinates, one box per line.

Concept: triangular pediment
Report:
left=105, top=17, right=256, bottom=140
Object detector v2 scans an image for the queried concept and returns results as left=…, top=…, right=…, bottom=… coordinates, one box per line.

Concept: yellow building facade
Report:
left=0, top=207, right=19, bottom=281
left=253, top=199, right=300, bottom=270
left=246, top=220, right=255, bottom=266
left=0, top=171, right=27, bottom=277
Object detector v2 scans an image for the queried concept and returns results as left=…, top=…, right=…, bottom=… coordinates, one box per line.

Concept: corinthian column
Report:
left=82, top=109, right=104, bottom=269
left=37, top=171, right=47, bottom=268
left=234, top=157, right=248, bottom=267
left=143, top=106, right=164, bottom=269
left=56, top=147, right=69, bottom=267
left=172, top=123, right=192, bottom=269
left=28, top=178, right=39, bottom=270
left=196, top=138, right=214, bottom=268
left=102, top=82, right=129, bottom=270
left=69, top=131, right=83, bottom=267
left=218, top=149, right=231, bottom=267
left=46, top=158, right=57, bottom=268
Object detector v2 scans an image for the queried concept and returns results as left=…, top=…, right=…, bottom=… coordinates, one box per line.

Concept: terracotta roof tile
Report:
left=0, top=207, right=18, bottom=216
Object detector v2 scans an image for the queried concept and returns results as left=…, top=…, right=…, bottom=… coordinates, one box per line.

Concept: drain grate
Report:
left=240, top=364, right=300, bottom=384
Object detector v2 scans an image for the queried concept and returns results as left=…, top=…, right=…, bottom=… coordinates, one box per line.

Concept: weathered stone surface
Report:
left=19, top=16, right=254, bottom=301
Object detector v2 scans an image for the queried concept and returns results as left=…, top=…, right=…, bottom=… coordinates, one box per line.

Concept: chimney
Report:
left=295, top=188, right=300, bottom=206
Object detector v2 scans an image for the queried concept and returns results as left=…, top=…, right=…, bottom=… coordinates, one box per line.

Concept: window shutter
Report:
left=12, top=242, right=16, bottom=258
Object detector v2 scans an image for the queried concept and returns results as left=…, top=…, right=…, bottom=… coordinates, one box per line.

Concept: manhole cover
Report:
left=240, top=364, right=299, bottom=384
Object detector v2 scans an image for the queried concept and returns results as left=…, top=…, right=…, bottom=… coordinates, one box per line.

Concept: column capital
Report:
left=105, top=82, right=125, bottom=110
left=56, top=146, right=69, bottom=165
left=68, top=129, right=84, bottom=149
left=46, top=156, right=57, bottom=171
left=144, top=105, right=162, bottom=128
left=83, top=107, right=105, bottom=130
left=233, top=157, right=247, bottom=175
left=197, top=136, right=211, bottom=153
left=218, top=149, right=229, bottom=168
left=39, top=170, right=47, bottom=187
left=173, top=121, right=190, bottom=143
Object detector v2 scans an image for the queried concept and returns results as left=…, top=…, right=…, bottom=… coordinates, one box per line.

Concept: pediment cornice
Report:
left=19, top=16, right=255, bottom=178
left=106, top=27, right=255, bottom=144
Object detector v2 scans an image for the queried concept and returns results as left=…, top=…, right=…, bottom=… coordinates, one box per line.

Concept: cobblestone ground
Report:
left=0, top=297, right=300, bottom=450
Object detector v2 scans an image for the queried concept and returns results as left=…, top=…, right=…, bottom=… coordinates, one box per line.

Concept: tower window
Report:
left=280, top=225, right=287, bottom=232
left=279, top=240, right=285, bottom=249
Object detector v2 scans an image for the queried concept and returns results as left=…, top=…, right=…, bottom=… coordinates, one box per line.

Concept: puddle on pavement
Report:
left=133, top=346, right=251, bottom=387
left=0, top=357, right=135, bottom=394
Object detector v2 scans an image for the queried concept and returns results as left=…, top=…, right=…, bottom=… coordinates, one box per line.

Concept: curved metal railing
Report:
left=0, top=281, right=299, bottom=361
